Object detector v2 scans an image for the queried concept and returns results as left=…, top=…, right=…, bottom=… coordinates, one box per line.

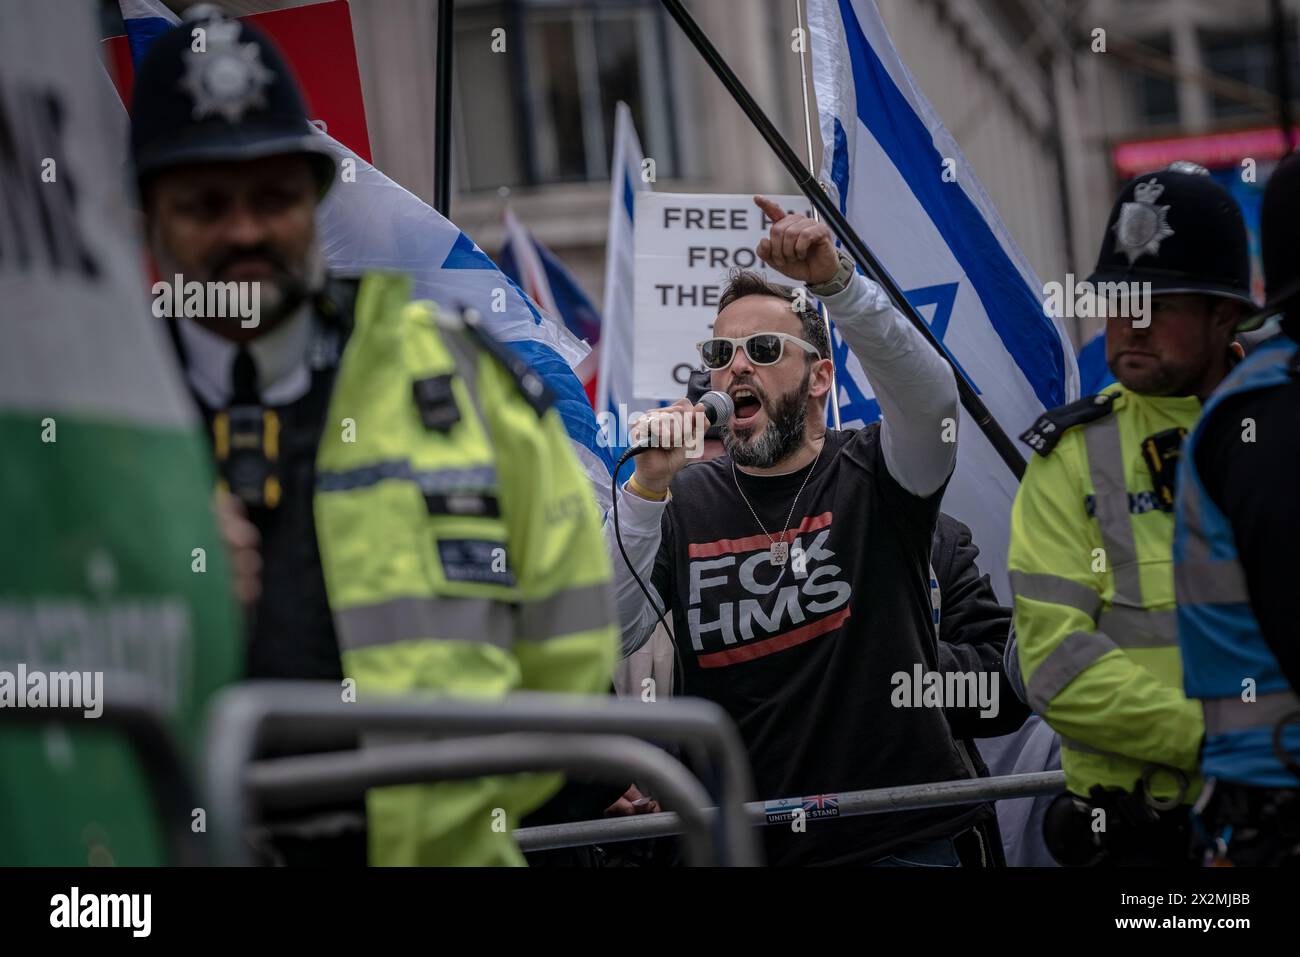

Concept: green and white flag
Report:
left=0, top=1, right=240, bottom=865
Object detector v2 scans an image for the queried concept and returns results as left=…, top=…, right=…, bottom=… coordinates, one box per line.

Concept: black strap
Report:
left=461, top=315, right=555, bottom=417
left=314, top=275, right=361, bottom=336
left=230, top=347, right=260, bottom=405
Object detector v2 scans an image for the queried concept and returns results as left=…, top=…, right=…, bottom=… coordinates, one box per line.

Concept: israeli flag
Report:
left=1077, top=330, right=1117, bottom=395
left=808, top=0, right=1079, bottom=598
left=119, top=0, right=612, bottom=498
left=596, top=102, right=655, bottom=480
left=498, top=207, right=602, bottom=400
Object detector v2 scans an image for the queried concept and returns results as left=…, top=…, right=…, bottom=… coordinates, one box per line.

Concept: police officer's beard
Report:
left=1115, top=347, right=1218, bottom=398
left=208, top=242, right=326, bottom=326
left=723, top=365, right=812, bottom=469
left=151, top=228, right=326, bottom=335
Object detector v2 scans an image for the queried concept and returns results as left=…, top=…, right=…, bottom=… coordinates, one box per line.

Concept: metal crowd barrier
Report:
left=3, top=675, right=1070, bottom=866
left=202, top=682, right=762, bottom=866
left=247, top=732, right=720, bottom=865
left=0, top=674, right=208, bottom=866
left=514, top=770, right=1068, bottom=852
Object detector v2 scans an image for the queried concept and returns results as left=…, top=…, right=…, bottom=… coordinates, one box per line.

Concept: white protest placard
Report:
left=632, top=192, right=812, bottom=401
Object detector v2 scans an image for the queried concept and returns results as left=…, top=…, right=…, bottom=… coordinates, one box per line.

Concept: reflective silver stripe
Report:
left=1177, top=466, right=1212, bottom=564
left=1026, top=629, right=1120, bottom=713
left=441, top=325, right=479, bottom=391
left=1096, top=607, right=1177, bottom=648
left=1203, top=690, right=1300, bottom=735
left=1082, top=416, right=1144, bottom=607
left=318, top=461, right=497, bottom=495
left=335, top=596, right=514, bottom=651
left=1175, top=472, right=1251, bottom=604
left=1009, top=571, right=1102, bottom=621
left=517, top=583, right=615, bottom=642
left=441, top=326, right=491, bottom=427
left=1174, top=559, right=1251, bottom=605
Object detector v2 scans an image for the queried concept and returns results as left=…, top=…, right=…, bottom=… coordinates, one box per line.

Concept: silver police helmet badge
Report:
left=1112, top=178, right=1175, bottom=265
left=180, top=20, right=275, bottom=123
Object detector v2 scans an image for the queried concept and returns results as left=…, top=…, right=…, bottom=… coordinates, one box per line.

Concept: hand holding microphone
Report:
left=625, top=390, right=732, bottom=499
left=612, top=390, right=731, bottom=646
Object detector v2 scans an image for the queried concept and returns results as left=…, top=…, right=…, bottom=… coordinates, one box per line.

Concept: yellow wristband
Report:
left=626, top=473, right=669, bottom=502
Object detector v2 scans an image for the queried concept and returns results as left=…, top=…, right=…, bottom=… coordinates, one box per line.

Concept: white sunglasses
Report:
left=696, top=333, right=821, bottom=370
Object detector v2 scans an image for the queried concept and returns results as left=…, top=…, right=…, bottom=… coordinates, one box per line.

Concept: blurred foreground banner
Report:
left=0, top=0, right=240, bottom=865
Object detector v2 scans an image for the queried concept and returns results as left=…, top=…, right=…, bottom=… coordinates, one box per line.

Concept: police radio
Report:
left=214, top=404, right=282, bottom=509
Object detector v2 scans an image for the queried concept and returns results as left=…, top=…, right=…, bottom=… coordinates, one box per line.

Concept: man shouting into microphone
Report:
left=609, top=197, right=995, bottom=867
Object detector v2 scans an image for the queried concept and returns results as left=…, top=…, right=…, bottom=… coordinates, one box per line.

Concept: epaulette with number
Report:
left=1019, top=392, right=1116, bottom=457
left=458, top=311, right=556, bottom=418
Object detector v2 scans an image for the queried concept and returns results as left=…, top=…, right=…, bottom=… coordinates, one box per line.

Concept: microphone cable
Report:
left=608, top=393, right=732, bottom=698
left=608, top=444, right=681, bottom=691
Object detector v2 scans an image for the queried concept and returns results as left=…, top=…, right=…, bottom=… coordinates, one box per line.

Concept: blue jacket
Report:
left=1174, top=334, right=1300, bottom=787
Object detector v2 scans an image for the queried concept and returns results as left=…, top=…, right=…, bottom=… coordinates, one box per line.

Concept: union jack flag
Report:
left=802, top=794, right=839, bottom=813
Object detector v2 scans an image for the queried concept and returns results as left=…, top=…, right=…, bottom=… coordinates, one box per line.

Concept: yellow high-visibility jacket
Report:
left=314, top=273, right=617, bottom=865
left=1009, top=384, right=1204, bottom=803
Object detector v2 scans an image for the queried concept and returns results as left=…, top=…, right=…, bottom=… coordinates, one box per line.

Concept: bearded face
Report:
left=709, top=294, right=829, bottom=471
left=146, top=153, right=323, bottom=341
left=723, top=362, right=812, bottom=468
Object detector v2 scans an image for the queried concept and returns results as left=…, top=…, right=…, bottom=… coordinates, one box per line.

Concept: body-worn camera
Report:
left=214, top=405, right=282, bottom=509
left=1141, top=427, right=1187, bottom=511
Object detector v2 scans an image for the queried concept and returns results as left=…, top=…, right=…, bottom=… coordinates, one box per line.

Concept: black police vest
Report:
left=169, top=278, right=357, bottom=681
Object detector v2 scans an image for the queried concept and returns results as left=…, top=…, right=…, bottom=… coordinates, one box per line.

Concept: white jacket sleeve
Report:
left=818, top=273, right=959, bottom=497
left=603, top=483, right=671, bottom=658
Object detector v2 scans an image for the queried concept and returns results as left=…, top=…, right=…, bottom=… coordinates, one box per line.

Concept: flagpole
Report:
left=658, top=0, right=1026, bottom=481
left=794, top=0, right=841, bottom=431
left=433, top=0, right=455, bottom=216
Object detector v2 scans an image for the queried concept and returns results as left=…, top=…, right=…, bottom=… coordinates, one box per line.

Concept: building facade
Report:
left=140, top=0, right=1300, bottom=348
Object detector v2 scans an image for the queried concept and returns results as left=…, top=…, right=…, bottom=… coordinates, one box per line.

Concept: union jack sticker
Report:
left=801, top=794, right=840, bottom=820
left=763, top=793, right=840, bottom=824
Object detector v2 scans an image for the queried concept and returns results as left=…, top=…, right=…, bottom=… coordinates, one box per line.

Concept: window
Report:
left=453, top=0, right=679, bottom=191
left=1202, top=28, right=1300, bottom=121
left=1133, top=34, right=1179, bottom=128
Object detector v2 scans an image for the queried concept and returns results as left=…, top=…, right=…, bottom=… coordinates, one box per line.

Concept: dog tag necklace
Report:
left=732, top=438, right=824, bottom=567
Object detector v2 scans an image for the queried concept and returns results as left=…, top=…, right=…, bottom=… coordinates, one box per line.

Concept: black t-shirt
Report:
left=652, top=425, right=987, bottom=865
left=1192, top=328, right=1300, bottom=692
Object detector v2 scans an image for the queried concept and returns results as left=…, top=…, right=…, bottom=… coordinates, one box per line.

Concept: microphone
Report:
left=610, top=391, right=734, bottom=663
left=698, top=390, right=734, bottom=429
left=626, top=390, right=733, bottom=453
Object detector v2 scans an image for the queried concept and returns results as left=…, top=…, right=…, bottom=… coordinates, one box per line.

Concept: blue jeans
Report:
left=869, top=837, right=961, bottom=867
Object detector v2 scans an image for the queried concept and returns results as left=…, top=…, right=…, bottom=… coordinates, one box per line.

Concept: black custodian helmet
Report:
left=1087, top=162, right=1255, bottom=326
left=129, top=6, right=336, bottom=198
